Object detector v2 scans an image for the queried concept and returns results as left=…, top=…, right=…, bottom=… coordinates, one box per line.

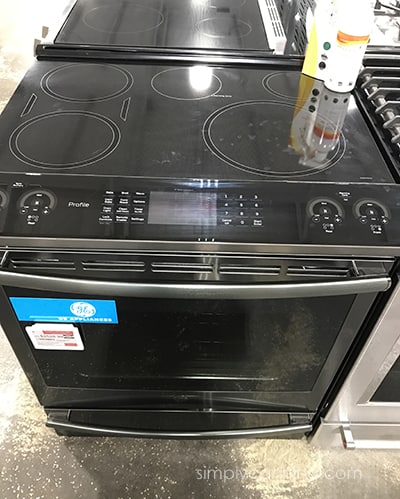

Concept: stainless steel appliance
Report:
left=309, top=57, right=400, bottom=448
left=311, top=273, right=400, bottom=449
left=36, top=0, right=286, bottom=57
left=0, top=53, right=399, bottom=437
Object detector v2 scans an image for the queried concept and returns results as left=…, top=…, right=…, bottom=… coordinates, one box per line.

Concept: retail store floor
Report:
left=1, top=325, right=400, bottom=498
left=1, top=1, right=399, bottom=497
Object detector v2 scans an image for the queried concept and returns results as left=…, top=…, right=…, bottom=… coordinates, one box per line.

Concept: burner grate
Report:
left=359, top=66, right=400, bottom=152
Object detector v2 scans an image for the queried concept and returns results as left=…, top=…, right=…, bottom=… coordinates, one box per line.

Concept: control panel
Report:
left=353, top=199, right=390, bottom=235
left=0, top=177, right=399, bottom=248
left=17, top=189, right=57, bottom=225
left=307, top=198, right=344, bottom=234
left=99, top=190, right=148, bottom=226
left=218, top=193, right=263, bottom=227
left=99, top=189, right=265, bottom=228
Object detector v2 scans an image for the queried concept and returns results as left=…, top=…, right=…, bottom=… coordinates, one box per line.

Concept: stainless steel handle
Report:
left=0, top=270, right=391, bottom=299
left=46, top=416, right=312, bottom=438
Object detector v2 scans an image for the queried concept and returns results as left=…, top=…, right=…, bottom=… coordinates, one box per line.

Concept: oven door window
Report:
left=7, top=290, right=360, bottom=393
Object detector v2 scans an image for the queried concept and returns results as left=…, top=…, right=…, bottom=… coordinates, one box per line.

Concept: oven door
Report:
left=0, top=254, right=392, bottom=437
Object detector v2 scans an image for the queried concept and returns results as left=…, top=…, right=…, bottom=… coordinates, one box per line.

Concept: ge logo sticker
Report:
left=70, top=301, right=96, bottom=318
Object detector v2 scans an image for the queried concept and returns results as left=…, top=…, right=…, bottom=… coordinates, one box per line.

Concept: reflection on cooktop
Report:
left=55, top=0, right=270, bottom=51
left=151, top=67, right=222, bottom=100
left=0, top=61, right=393, bottom=184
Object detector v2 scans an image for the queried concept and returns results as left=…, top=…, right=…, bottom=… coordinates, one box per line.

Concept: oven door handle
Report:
left=46, top=416, right=312, bottom=438
left=0, top=270, right=391, bottom=299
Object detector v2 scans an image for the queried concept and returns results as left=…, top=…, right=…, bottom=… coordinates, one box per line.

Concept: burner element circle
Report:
left=202, top=100, right=345, bottom=177
left=9, top=111, right=121, bottom=169
left=151, top=67, right=222, bottom=100
left=197, top=17, right=251, bottom=38
left=83, top=3, right=164, bottom=34
left=41, top=64, right=133, bottom=102
left=263, top=72, right=302, bottom=100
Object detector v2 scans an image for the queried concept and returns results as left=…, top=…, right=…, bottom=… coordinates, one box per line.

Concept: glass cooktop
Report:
left=55, top=0, right=271, bottom=51
left=0, top=60, right=394, bottom=184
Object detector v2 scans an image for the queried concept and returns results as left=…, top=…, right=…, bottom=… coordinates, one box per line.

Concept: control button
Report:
left=132, top=198, right=147, bottom=205
left=238, top=194, right=244, bottom=200
left=134, top=191, right=147, bottom=197
left=252, top=219, right=263, bottom=227
left=334, top=215, right=343, bottom=224
left=239, top=210, right=246, bottom=217
left=130, top=216, right=145, bottom=224
left=115, top=215, right=129, bottom=223
left=103, top=197, right=114, bottom=205
left=371, top=224, right=383, bottom=235
left=239, top=202, right=244, bottom=208
left=118, top=198, right=130, bottom=205
left=238, top=219, right=249, bottom=226
left=312, top=215, right=321, bottom=223
left=365, top=207, right=378, bottom=217
left=120, top=191, right=130, bottom=196
left=322, top=223, right=335, bottom=233
left=116, top=207, right=130, bottom=214
left=253, top=194, right=259, bottom=200
left=42, top=207, right=51, bottom=215
left=319, top=206, right=332, bottom=216
left=105, top=190, right=115, bottom=195
left=359, top=216, right=368, bottom=224
left=27, top=214, right=40, bottom=224
left=221, top=218, right=233, bottom=225
left=98, top=215, right=113, bottom=224
left=381, top=216, right=389, bottom=224
left=19, top=207, right=28, bottom=215
left=133, top=206, right=145, bottom=214
left=102, top=205, right=113, bottom=214
left=12, top=182, right=25, bottom=188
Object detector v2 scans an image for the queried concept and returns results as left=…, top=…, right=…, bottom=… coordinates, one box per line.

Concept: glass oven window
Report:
left=8, top=291, right=357, bottom=393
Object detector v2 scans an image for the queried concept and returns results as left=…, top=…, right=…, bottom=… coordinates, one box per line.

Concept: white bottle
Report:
left=324, top=0, right=375, bottom=92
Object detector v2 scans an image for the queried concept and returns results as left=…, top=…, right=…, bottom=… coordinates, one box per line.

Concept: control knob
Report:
left=353, top=199, right=390, bottom=234
left=17, top=189, right=57, bottom=224
left=307, top=197, right=344, bottom=233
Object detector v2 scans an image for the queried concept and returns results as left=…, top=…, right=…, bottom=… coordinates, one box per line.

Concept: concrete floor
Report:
left=0, top=1, right=399, bottom=498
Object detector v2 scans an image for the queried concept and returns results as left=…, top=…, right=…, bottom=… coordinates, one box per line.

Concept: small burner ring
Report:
left=41, top=64, right=133, bottom=103
left=263, top=72, right=302, bottom=101
left=151, top=67, right=222, bottom=101
left=197, top=17, right=251, bottom=39
left=83, top=4, right=164, bottom=34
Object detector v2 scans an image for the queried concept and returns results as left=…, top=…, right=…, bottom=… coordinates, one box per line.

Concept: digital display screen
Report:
left=148, top=191, right=217, bottom=225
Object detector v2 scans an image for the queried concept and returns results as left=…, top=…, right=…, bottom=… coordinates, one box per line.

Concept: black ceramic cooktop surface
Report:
left=0, top=60, right=394, bottom=183
left=55, top=0, right=271, bottom=51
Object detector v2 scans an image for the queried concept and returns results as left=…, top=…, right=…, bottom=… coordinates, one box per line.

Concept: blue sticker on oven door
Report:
left=9, top=298, right=118, bottom=323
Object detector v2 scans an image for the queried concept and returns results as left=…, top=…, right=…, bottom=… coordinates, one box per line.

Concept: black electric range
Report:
left=45, top=0, right=274, bottom=53
left=0, top=58, right=400, bottom=253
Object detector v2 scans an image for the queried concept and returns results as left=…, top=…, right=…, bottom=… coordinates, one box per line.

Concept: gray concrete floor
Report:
left=0, top=1, right=399, bottom=498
